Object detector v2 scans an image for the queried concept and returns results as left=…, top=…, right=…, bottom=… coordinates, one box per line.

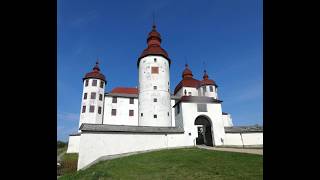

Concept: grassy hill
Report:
left=58, top=148, right=262, bottom=180
left=57, top=141, right=68, bottom=156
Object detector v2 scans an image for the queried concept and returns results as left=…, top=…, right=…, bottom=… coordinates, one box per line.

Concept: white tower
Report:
left=199, top=70, right=218, bottom=99
left=78, top=61, right=106, bottom=130
left=137, top=25, right=172, bottom=127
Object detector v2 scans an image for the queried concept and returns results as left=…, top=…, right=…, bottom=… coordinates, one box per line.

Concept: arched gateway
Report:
left=195, top=115, right=214, bottom=146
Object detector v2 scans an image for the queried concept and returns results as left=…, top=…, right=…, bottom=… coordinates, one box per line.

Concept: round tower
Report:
left=78, top=61, right=106, bottom=130
left=137, top=25, right=172, bottom=127
left=199, top=70, right=218, bottom=99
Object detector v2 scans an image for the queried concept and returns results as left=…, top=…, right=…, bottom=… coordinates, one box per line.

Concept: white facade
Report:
left=103, top=96, right=138, bottom=126
left=66, top=135, right=80, bottom=153
left=78, top=78, right=105, bottom=130
left=176, top=87, right=199, bottom=97
left=138, top=55, right=172, bottom=127
left=222, top=114, right=233, bottom=127
left=177, top=102, right=226, bottom=146
left=198, top=85, right=218, bottom=99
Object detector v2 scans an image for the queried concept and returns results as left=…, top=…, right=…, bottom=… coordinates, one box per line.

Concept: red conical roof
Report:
left=200, top=70, right=217, bottom=87
left=138, top=25, right=170, bottom=66
left=182, top=64, right=193, bottom=78
left=174, top=64, right=201, bottom=95
left=83, top=61, right=106, bottom=82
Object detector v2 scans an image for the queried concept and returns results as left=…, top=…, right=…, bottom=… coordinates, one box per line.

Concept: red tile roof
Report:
left=174, top=64, right=201, bottom=95
left=200, top=70, right=217, bottom=87
left=174, top=77, right=201, bottom=95
left=83, top=61, right=106, bottom=82
left=110, top=87, right=138, bottom=94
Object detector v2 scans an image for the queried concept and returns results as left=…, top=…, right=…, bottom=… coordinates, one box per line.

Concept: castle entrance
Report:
left=195, top=116, right=213, bottom=146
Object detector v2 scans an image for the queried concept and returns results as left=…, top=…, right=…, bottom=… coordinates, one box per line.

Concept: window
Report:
left=98, top=106, right=102, bottom=114
left=100, top=81, right=104, bottom=88
left=210, top=86, right=214, bottom=92
left=154, top=114, right=157, bottom=118
left=141, top=113, right=143, bottom=117
left=202, top=86, right=206, bottom=93
left=92, top=80, right=97, bottom=86
left=197, top=104, right=207, bottom=112
left=99, top=94, right=103, bottom=101
left=85, top=80, right=89, bottom=87
left=91, top=92, right=96, bottom=99
left=84, top=93, right=87, bottom=99
left=112, top=97, right=117, bottom=103
left=129, top=110, right=134, bottom=116
left=153, top=86, right=157, bottom=90
left=111, top=109, right=116, bottom=116
left=154, top=58, right=157, bottom=62
left=168, top=112, right=169, bottom=116
left=130, top=98, right=134, bottom=104
left=82, top=106, right=86, bottom=113
left=89, top=106, right=95, bottom=113
left=151, top=67, right=159, bottom=74
left=188, top=92, right=192, bottom=96
left=153, top=98, right=157, bottom=102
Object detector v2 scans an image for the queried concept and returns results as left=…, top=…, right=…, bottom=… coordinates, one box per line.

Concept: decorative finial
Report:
left=93, top=58, right=100, bottom=71
left=152, top=11, right=156, bottom=29
left=185, top=64, right=189, bottom=68
left=96, top=57, right=100, bottom=65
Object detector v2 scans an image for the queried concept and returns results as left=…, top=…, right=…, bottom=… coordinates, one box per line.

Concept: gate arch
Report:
left=195, top=115, right=214, bottom=146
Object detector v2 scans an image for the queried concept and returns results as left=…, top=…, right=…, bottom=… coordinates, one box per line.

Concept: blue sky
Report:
left=58, top=0, right=262, bottom=141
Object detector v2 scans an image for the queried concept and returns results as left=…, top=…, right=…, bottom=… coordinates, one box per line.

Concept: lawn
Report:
left=57, top=146, right=67, bottom=156
left=59, top=148, right=263, bottom=180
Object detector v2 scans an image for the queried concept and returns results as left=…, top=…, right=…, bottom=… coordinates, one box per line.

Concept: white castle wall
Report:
left=138, top=55, right=172, bottom=126
left=223, top=133, right=243, bottom=146
left=103, top=96, right=138, bottom=126
left=223, top=132, right=263, bottom=147
left=66, top=135, right=80, bottom=153
left=79, top=78, right=105, bottom=129
left=77, top=132, right=194, bottom=170
left=242, top=133, right=263, bottom=146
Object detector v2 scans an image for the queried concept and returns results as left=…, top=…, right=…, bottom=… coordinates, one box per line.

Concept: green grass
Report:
left=59, top=148, right=262, bottom=180
left=58, top=153, right=79, bottom=176
left=57, top=146, right=68, bottom=156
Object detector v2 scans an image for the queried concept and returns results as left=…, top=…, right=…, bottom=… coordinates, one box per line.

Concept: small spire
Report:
left=203, top=69, right=209, bottom=79
left=185, top=64, right=189, bottom=68
left=152, top=11, right=156, bottom=29
left=93, top=59, right=100, bottom=71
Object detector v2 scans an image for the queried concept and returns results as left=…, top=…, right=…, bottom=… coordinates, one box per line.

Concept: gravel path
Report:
left=197, top=145, right=263, bottom=155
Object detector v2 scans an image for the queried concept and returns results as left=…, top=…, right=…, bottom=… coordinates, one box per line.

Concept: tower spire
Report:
left=152, top=11, right=156, bottom=28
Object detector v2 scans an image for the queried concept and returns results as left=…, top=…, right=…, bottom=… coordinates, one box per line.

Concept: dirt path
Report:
left=197, top=145, right=263, bottom=155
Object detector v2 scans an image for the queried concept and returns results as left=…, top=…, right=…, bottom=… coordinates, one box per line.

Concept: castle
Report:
left=66, top=25, right=263, bottom=170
